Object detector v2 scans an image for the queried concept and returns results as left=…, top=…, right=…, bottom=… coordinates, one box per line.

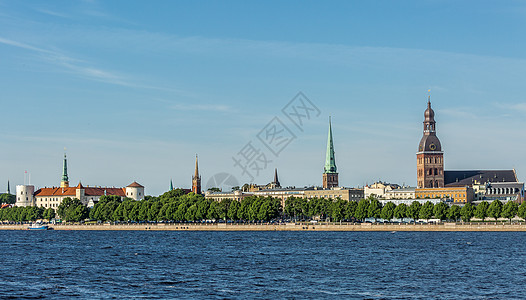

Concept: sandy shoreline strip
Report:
left=3, top=223, right=526, bottom=231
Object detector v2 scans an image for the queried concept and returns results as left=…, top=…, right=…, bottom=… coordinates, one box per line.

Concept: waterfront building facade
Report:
left=415, top=186, right=474, bottom=203
left=206, top=186, right=365, bottom=208
left=364, top=182, right=400, bottom=198
left=379, top=198, right=444, bottom=206
left=205, top=190, right=252, bottom=202
left=254, top=187, right=364, bottom=208
left=384, top=187, right=416, bottom=200
left=470, top=181, right=524, bottom=204
left=304, top=187, right=364, bottom=201
left=253, top=188, right=308, bottom=207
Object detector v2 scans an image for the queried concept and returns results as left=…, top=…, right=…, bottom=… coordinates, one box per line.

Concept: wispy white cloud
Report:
left=494, top=102, right=526, bottom=114
left=34, top=8, right=70, bottom=18
left=0, top=36, right=189, bottom=94
left=0, top=36, right=55, bottom=54
left=0, top=36, right=132, bottom=86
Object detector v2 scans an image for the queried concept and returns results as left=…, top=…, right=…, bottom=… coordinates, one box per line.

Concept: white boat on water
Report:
left=28, top=223, right=49, bottom=230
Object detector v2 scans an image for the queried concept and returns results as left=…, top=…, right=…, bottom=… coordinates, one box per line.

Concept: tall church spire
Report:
left=324, top=117, right=337, bottom=173
left=273, top=168, right=280, bottom=187
left=192, top=154, right=201, bottom=194
left=323, top=117, right=339, bottom=188
left=194, top=154, right=199, bottom=178
left=7, top=180, right=10, bottom=194
left=61, top=152, right=69, bottom=188
left=169, top=179, right=174, bottom=191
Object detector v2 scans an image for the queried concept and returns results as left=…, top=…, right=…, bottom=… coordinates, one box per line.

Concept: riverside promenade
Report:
left=3, top=222, right=526, bottom=231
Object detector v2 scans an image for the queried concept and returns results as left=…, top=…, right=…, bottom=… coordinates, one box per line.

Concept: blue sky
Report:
left=1, top=0, right=526, bottom=195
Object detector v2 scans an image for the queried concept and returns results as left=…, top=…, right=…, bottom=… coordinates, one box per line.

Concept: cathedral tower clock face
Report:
left=429, top=143, right=436, bottom=150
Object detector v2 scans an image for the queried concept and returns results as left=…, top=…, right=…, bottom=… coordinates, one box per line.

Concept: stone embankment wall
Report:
left=3, top=223, right=526, bottom=231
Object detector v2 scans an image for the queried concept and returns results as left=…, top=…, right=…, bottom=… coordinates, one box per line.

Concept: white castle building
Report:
left=15, top=154, right=144, bottom=209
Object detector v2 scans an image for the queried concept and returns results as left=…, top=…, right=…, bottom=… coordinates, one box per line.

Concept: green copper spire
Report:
left=324, top=117, right=337, bottom=173
left=170, top=179, right=174, bottom=191
left=61, top=153, right=69, bottom=182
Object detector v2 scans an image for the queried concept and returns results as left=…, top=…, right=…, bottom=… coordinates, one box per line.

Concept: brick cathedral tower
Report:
left=323, top=117, right=338, bottom=189
left=417, top=98, right=444, bottom=188
left=192, top=154, right=202, bottom=194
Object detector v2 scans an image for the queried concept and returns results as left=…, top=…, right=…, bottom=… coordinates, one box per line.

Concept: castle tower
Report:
left=15, top=184, right=35, bottom=207
left=417, top=98, right=444, bottom=188
left=323, top=117, right=339, bottom=188
left=126, top=181, right=145, bottom=201
left=75, top=182, right=86, bottom=204
left=192, top=155, right=201, bottom=194
left=61, top=153, right=69, bottom=188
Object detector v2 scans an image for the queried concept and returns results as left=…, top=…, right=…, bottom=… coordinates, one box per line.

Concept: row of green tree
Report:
left=0, top=198, right=89, bottom=222
left=82, top=193, right=526, bottom=223
left=88, top=190, right=282, bottom=222
left=2, top=190, right=526, bottom=223
left=0, top=206, right=55, bottom=222
left=285, top=197, right=526, bottom=222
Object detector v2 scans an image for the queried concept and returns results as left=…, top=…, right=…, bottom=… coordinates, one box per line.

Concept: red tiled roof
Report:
left=35, top=187, right=77, bottom=197
left=127, top=181, right=144, bottom=188
left=35, top=186, right=126, bottom=197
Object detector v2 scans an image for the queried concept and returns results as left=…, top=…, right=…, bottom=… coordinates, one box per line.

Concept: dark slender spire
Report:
left=170, top=179, right=173, bottom=191
left=273, top=168, right=280, bottom=187
left=192, top=154, right=201, bottom=194
left=194, top=154, right=199, bottom=178
left=61, top=152, right=69, bottom=188
left=62, top=153, right=68, bottom=181
left=7, top=180, right=10, bottom=194
left=324, top=117, right=337, bottom=173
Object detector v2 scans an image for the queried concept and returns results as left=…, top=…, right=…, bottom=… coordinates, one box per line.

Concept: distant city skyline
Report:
left=2, top=1, right=526, bottom=195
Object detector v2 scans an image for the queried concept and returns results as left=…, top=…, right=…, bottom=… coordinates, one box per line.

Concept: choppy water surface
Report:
left=0, top=231, right=524, bottom=299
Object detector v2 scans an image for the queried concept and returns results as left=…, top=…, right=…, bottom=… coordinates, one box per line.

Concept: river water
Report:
left=1, top=231, right=524, bottom=299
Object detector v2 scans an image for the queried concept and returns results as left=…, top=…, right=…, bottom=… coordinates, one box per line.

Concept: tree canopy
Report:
left=57, top=197, right=88, bottom=222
